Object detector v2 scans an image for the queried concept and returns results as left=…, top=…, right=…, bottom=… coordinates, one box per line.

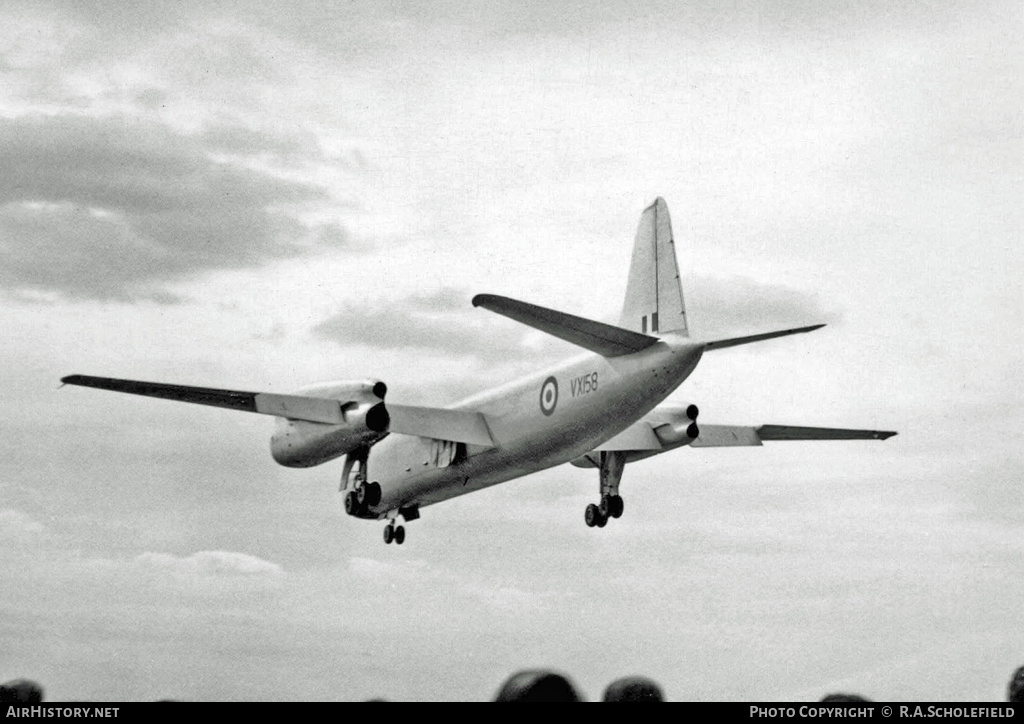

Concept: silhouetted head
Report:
left=0, top=679, right=44, bottom=703
left=494, top=670, right=583, bottom=702
left=1009, top=665, right=1024, bottom=703
left=603, top=676, right=664, bottom=702
left=820, top=693, right=872, bottom=702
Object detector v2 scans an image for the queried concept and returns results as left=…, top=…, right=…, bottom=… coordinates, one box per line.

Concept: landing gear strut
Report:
left=585, top=451, right=626, bottom=529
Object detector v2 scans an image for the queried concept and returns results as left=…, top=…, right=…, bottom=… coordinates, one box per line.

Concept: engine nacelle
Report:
left=653, top=420, right=700, bottom=446
left=270, top=379, right=390, bottom=468
left=651, top=402, right=700, bottom=447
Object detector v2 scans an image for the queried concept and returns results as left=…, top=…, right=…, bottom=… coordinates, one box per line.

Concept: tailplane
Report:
left=619, top=197, right=688, bottom=336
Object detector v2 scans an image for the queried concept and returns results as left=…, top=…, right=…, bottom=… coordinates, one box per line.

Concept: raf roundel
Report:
left=539, top=376, right=558, bottom=416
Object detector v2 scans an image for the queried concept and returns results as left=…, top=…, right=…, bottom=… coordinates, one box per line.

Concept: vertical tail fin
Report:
left=618, top=197, right=688, bottom=336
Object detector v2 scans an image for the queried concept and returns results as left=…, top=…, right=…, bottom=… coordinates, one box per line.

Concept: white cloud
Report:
left=0, top=508, right=44, bottom=540
left=458, top=581, right=551, bottom=614
left=348, top=555, right=437, bottom=581
left=135, top=550, right=283, bottom=578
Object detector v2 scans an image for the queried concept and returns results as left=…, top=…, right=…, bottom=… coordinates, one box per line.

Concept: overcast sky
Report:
left=1, top=0, right=1022, bottom=702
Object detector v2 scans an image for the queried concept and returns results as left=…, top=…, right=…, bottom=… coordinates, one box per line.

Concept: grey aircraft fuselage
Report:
left=361, top=334, right=702, bottom=514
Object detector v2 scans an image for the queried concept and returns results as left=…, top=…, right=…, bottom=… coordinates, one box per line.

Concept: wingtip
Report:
left=879, top=431, right=898, bottom=440
left=472, top=293, right=505, bottom=308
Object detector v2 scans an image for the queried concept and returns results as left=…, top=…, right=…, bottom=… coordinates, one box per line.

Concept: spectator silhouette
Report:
left=0, top=679, right=44, bottom=703
left=494, top=670, right=583, bottom=702
left=820, top=693, right=872, bottom=702
left=603, top=675, right=664, bottom=701
left=1009, top=665, right=1024, bottom=703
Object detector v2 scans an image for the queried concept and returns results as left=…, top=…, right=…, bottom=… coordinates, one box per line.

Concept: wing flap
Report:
left=386, top=403, right=495, bottom=447
left=690, top=424, right=764, bottom=447
left=472, top=294, right=659, bottom=357
left=593, top=421, right=662, bottom=451
left=253, top=394, right=346, bottom=424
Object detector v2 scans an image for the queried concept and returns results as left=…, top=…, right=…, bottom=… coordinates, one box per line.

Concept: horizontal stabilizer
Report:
left=61, top=374, right=349, bottom=424
left=387, top=404, right=495, bottom=447
left=703, top=324, right=826, bottom=351
left=472, top=294, right=659, bottom=358
left=692, top=423, right=896, bottom=447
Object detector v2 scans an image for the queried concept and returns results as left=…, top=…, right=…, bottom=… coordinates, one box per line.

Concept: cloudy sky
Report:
left=2, top=0, right=1022, bottom=702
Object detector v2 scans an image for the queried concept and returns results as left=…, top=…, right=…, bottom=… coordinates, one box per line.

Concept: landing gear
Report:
left=357, top=481, right=381, bottom=507
left=585, top=451, right=626, bottom=529
left=344, top=484, right=381, bottom=517
left=383, top=521, right=405, bottom=545
left=341, top=448, right=382, bottom=519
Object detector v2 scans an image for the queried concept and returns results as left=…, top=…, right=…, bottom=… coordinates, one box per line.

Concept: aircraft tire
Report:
left=585, top=504, right=600, bottom=528
left=344, top=491, right=360, bottom=516
left=595, top=512, right=608, bottom=528
left=368, top=482, right=382, bottom=507
left=383, top=525, right=394, bottom=544
left=394, top=526, right=405, bottom=545
left=357, top=482, right=368, bottom=505
left=609, top=495, right=624, bottom=519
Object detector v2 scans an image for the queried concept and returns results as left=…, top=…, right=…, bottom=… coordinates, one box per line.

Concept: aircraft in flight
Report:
left=62, top=198, right=895, bottom=545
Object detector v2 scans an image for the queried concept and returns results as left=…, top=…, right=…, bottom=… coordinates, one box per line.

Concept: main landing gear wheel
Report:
left=384, top=523, right=405, bottom=545
left=357, top=481, right=382, bottom=507
left=586, top=451, right=626, bottom=529
left=585, top=504, right=607, bottom=528
left=344, top=490, right=360, bottom=516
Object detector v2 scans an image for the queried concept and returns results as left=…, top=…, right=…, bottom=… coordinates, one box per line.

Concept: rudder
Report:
left=618, top=197, right=688, bottom=336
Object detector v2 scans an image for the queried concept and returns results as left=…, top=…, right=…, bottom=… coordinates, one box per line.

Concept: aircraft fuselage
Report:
left=364, top=332, right=703, bottom=515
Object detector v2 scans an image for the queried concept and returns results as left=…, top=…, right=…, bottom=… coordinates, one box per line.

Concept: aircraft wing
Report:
left=573, top=408, right=895, bottom=467
left=593, top=421, right=663, bottom=451
left=387, top=404, right=494, bottom=447
left=702, top=324, right=826, bottom=350
left=60, top=374, right=498, bottom=447
left=691, top=424, right=896, bottom=447
left=60, top=374, right=352, bottom=424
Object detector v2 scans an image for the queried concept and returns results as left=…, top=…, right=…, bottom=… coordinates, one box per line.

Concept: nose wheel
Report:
left=383, top=521, right=405, bottom=545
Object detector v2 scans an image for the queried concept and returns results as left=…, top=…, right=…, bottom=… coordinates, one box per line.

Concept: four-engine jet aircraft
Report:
left=62, top=198, right=895, bottom=545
